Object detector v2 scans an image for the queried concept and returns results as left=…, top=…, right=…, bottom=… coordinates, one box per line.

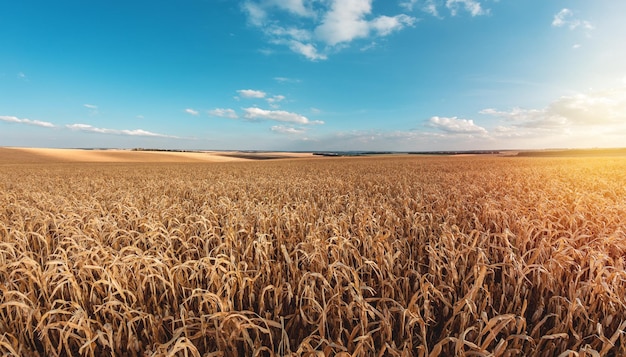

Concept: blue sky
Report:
left=1, top=0, right=625, bottom=151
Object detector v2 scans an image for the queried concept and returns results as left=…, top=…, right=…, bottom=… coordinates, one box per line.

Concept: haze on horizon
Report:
left=1, top=0, right=625, bottom=151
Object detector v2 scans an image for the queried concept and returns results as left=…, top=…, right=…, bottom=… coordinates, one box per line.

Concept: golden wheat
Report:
left=0, top=156, right=625, bottom=356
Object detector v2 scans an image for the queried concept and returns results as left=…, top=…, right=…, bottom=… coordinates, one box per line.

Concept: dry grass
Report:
left=1, top=154, right=625, bottom=356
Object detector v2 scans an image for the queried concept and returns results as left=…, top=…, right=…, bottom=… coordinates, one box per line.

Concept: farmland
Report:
left=1, top=149, right=625, bottom=356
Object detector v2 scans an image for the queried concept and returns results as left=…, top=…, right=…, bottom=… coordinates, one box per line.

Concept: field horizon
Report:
left=2, top=146, right=626, bottom=165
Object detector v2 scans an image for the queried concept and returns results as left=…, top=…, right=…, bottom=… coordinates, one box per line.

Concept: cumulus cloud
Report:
left=0, top=115, right=55, bottom=128
left=242, top=0, right=416, bottom=60
left=271, top=125, right=306, bottom=134
left=428, top=116, right=488, bottom=134
left=552, top=9, right=594, bottom=31
left=481, top=87, right=626, bottom=130
left=236, top=90, right=288, bottom=107
left=208, top=108, right=238, bottom=119
left=315, top=0, right=416, bottom=45
left=369, top=14, right=416, bottom=36
left=66, top=123, right=178, bottom=138
left=243, top=107, right=324, bottom=125
left=185, top=108, right=199, bottom=116
left=314, top=0, right=373, bottom=45
left=237, top=89, right=267, bottom=99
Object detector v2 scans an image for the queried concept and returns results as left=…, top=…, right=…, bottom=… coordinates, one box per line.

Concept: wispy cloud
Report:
left=237, top=89, right=267, bottom=98
left=185, top=108, right=199, bottom=116
left=480, top=107, right=566, bottom=130
left=267, top=95, right=286, bottom=107
left=274, top=76, right=301, bottom=83
left=84, top=103, right=99, bottom=115
left=287, top=40, right=327, bottom=61
left=243, top=107, right=324, bottom=125
left=552, top=9, right=594, bottom=31
left=66, top=124, right=178, bottom=138
left=446, top=0, right=488, bottom=17
left=271, top=125, right=306, bottom=134
left=235, top=90, right=288, bottom=107
left=242, top=0, right=416, bottom=60
left=0, top=115, right=55, bottom=128
left=427, top=116, right=488, bottom=134
left=402, top=0, right=488, bottom=17
left=208, top=108, right=238, bottom=119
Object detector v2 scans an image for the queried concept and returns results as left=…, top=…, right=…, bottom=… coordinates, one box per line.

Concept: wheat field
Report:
left=1, top=154, right=625, bottom=356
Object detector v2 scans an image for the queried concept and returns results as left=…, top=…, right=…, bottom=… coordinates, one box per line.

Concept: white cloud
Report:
left=552, top=9, right=594, bottom=31
left=237, top=89, right=267, bottom=99
left=274, top=77, right=301, bottom=83
left=481, top=87, right=626, bottom=129
left=242, top=1, right=267, bottom=26
left=242, top=0, right=416, bottom=60
left=403, top=0, right=488, bottom=17
left=247, top=0, right=315, bottom=19
left=480, top=107, right=567, bottom=129
left=315, top=0, right=373, bottom=46
left=400, top=0, right=419, bottom=12
left=446, top=0, right=488, bottom=17
left=268, top=26, right=312, bottom=42
left=66, top=123, right=178, bottom=138
left=185, top=108, right=199, bottom=116
left=548, top=90, right=625, bottom=125
left=423, top=1, right=440, bottom=17
left=208, top=108, right=238, bottom=119
left=288, top=40, right=327, bottom=61
left=370, top=14, right=416, bottom=36
left=314, top=0, right=416, bottom=45
left=428, top=116, right=488, bottom=134
left=274, top=0, right=314, bottom=17
left=307, top=129, right=464, bottom=151
left=267, top=95, right=286, bottom=105
left=271, top=125, right=306, bottom=134
left=0, top=115, right=55, bottom=128
left=243, top=107, right=323, bottom=125
left=84, top=103, right=99, bottom=115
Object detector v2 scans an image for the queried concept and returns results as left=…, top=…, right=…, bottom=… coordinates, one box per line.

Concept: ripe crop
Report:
left=1, top=156, right=625, bottom=355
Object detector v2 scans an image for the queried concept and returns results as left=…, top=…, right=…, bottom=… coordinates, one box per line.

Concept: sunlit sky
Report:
left=1, top=0, right=625, bottom=151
